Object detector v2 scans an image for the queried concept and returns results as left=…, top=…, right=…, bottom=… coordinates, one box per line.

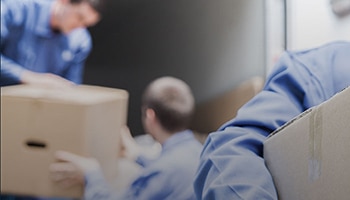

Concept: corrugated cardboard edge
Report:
left=266, top=86, right=349, bottom=139
left=1, top=84, right=129, bottom=105
left=266, top=108, right=313, bottom=139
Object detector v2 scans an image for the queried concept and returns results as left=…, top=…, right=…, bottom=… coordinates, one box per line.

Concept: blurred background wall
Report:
left=84, top=0, right=266, bottom=135
left=83, top=0, right=349, bottom=136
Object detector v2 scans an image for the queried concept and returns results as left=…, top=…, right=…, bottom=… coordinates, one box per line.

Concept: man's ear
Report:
left=145, top=108, right=156, bottom=121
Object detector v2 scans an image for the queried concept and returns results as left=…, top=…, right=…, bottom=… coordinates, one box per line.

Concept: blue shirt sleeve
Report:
left=62, top=29, right=92, bottom=84
left=1, top=0, right=26, bottom=85
left=1, top=56, right=24, bottom=86
left=135, top=155, right=157, bottom=168
left=84, top=168, right=170, bottom=200
left=193, top=41, right=350, bottom=199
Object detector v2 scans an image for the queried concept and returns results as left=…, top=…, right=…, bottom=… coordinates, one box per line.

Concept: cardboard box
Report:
left=264, top=87, right=350, bottom=200
left=1, top=84, right=129, bottom=198
left=191, top=76, right=264, bottom=134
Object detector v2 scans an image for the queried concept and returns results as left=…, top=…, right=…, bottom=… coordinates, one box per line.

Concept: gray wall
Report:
left=84, top=0, right=266, bottom=135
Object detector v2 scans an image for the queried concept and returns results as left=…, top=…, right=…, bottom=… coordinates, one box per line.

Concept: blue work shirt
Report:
left=84, top=130, right=203, bottom=200
left=1, top=0, right=92, bottom=86
left=194, top=41, right=350, bottom=199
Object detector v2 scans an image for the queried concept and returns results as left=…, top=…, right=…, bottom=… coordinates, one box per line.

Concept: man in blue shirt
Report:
left=193, top=41, right=350, bottom=199
left=50, top=76, right=203, bottom=200
left=1, top=0, right=104, bottom=199
left=1, top=0, right=103, bottom=87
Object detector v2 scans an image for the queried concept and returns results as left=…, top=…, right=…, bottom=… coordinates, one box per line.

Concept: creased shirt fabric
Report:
left=1, top=0, right=92, bottom=86
left=85, top=130, right=203, bottom=200
left=194, top=41, right=350, bottom=200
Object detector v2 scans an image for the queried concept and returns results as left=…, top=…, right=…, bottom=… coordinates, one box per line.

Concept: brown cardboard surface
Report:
left=191, top=76, right=264, bottom=134
left=264, top=87, right=350, bottom=200
left=1, top=84, right=129, bottom=198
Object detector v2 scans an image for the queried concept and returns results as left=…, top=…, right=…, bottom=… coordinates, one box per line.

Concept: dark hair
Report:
left=142, top=77, right=195, bottom=133
left=70, top=0, right=105, bottom=13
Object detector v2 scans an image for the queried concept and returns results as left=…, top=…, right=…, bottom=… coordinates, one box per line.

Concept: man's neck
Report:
left=154, top=130, right=174, bottom=145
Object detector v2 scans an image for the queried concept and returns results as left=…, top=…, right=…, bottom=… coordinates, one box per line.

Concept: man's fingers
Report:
left=54, top=150, right=83, bottom=163
left=120, top=125, right=133, bottom=138
left=51, top=174, right=83, bottom=188
left=50, top=162, right=77, bottom=180
left=49, top=162, right=84, bottom=187
left=53, top=150, right=100, bottom=174
left=58, top=178, right=78, bottom=189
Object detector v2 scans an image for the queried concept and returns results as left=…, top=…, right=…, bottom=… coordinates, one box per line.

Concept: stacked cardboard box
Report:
left=264, top=87, right=350, bottom=199
left=1, top=85, right=129, bottom=198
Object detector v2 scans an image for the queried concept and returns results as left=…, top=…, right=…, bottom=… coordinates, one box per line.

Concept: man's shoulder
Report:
left=2, top=0, right=50, bottom=22
left=317, top=40, right=350, bottom=49
left=2, top=0, right=44, bottom=9
left=289, top=41, right=350, bottom=56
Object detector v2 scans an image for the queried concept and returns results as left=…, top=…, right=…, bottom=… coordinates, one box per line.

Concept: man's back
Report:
left=124, top=130, right=202, bottom=200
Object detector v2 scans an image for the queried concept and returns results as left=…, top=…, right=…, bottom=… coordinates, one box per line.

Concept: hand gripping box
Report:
left=264, top=87, right=350, bottom=200
left=1, top=84, right=128, bottom=198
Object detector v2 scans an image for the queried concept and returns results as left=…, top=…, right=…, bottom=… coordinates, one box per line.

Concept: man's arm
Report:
left=194, top=40, right=350, bottom=199
left=1, top=57, right=23, bottom=86
left=193, top=50, right=325, bottom=199
left=62, top=29, right=93, bottom=84
left=50, top=151, right=115, bottom=200
left=50, top=150, right=167, bottom=200
left=1, top=0, right=26, bottom=86
left=0, top=0, right=76, bottom=87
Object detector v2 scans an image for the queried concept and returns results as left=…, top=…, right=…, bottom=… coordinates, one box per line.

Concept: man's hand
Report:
left=118, top=126, right=141, bottom=161
left=21, top=70, right=75, bottom=89
left=50, top=151, right=101, bottom=188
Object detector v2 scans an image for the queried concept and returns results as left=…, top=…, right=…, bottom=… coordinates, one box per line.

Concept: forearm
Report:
left=194, top=52, right=315, bottom=199
left=63, top=62, right=84, bottom=84
left=64, top=31, right=92, bottom=84
left=1, top=54, right=25, bottom=85
left=194, top=97, right=294, bottom=200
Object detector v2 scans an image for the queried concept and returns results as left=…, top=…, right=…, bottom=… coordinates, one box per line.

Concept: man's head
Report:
left=51, top=0, right=104, bottom=34
left=141, top=76, right=195, bottom=135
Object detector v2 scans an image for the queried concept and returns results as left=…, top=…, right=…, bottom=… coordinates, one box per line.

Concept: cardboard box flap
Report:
left=267, top=108, right=313, bottom=139
left=267, top=86, right=350, bottom=139
left=1, top=85, right=128, bottom=105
